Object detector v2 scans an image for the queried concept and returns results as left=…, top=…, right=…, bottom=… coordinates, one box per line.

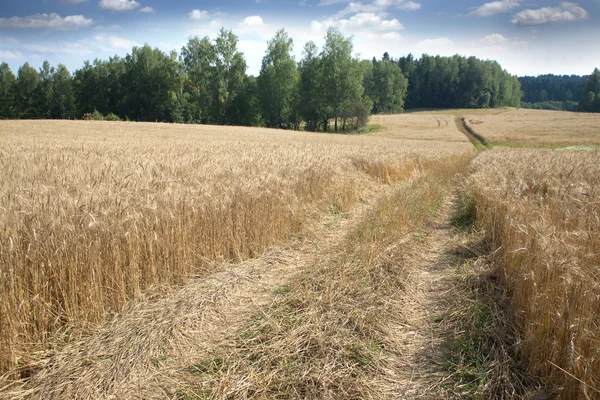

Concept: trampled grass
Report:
left=0, top=119, right=472, bottom=376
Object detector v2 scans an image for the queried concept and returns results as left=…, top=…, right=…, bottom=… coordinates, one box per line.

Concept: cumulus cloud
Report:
left=23, top=42, right=94, bottom=55
left=189, top=10, right=210, bottom=21
left=311, top=12, right=403, bottom=36
left=139, top=6, right=154, bottom=13
left=333, top=0, right=421, bottom=17
left=98, top=0, right=141, bottom=12
left=397, top=1, right=421, bottom=11
left=477, top=33, right=508, bottom=46
left=0, top=13, right=93, bottom=30
left=93, top=35, right=138, bottom=50
left=241, top=15, right=264, bottom=27
left=319, top=0, right=346, bottom=4
left=470, top=0, right=519, bottom=17
left=416, top=37, right=454, bottom=47
left=511, top=2, right=589, bottom=26
left=0, top=50, right=22, bottom=59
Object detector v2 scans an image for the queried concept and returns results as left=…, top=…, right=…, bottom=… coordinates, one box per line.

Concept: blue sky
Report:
left=0, top=0, right=599, bottom=77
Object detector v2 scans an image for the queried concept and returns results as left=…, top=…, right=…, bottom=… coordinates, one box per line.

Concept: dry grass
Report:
left=175, top=154, right=472, bottom=399
left=370, top=114, right=470, bottom=142
left=463, top=109, right=600, bottom=147
left=0, top=119, right=472, bottom=377
left=470, top=148, right=600, bottom=398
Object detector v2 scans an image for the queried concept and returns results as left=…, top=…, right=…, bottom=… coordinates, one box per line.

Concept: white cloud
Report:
left=470, top=0, right=519, bottom=17
left=0, top=50, right=22, bottom=59
left=94, top=24, right=121, bottom=31
left=98, top=0, right=141, bottom=12
left=241, top=15, right=264, bottom=27
left=476, top=33, right=508, bottom=46
left=334, top=0, right=421, bottom=17
left=23, top=42, right=94, bottom=55
left=312, top=12, right=404, bottom=35
left=139, top=6, right=154, bottom=13
left=319, top=0, right=347, bottom=4
left=511, top=2, right=589, bottom=26
left=189, top=9, right=209, bottom=21
left=93, top=35, right=138, bottom=50
left=417, top=37, right=454, bottom=47
left=398, top=1, right=421, bottom=11
left=0, top=13, right=93, bottom=30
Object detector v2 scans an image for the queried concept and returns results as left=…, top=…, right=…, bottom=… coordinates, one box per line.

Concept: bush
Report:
left=93, top=109, right=104, bottom=121
left=104, top=113, right=121, bottom=121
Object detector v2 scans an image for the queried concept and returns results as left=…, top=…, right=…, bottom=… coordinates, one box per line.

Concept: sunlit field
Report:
left=0, top=119, right=471, bottom=376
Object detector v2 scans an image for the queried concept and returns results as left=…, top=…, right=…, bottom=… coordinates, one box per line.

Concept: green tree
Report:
left=13, top=63, right=41, bottom=119
left=367, top=56, right=408, bottom=113
left=50, top=64, right=75, bottom=119
left=320, top=27, right=364, bottom=131
left=298, top=41, right=325, bottom=131
left=257, top=29, right=299, bottom=128
left=579, top=68, right=600, bottom=112
left=214, top=29, right=247, bottom=124
left=181, top=36, right=216, bottom=123
left=122, top=45, right=180, bottom=122
left=0, top=63, right=16, bottom=118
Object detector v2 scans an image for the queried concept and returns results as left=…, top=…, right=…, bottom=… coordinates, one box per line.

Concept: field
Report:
left=1, top=112, right=599, bottom=399
left=463, top=108, right=600, bottom=147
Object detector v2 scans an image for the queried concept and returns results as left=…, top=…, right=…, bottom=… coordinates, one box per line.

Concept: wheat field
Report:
left=470, top=148, right=600, bottom=398
left=0, top=119, right=472, bottom=376
left=463, top=108, right=600, bottom=147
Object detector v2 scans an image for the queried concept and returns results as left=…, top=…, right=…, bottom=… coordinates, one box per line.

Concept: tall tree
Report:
left=122, top=45, right=179, bottom=122
left=320, top=27, right=364, bottom=131
left=13, top=63, right=41, bottom=119
left=257, top=29, right=299, bottom=128
left=579, top=68, right=600, bottom=112
left=0, top=63, right=16, bottom=118
left=366, top=56, right=408, bottom=114
left=214, top=29, right=247, bottom=124
left=298, top=41, right=324, bottom=131
left=181, top=36, right=216, bottom=123
left=50, top=64, right=75, bottom=119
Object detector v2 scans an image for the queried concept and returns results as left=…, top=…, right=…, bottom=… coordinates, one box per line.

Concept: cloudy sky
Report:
left=0, top=0, right=598, bottom=77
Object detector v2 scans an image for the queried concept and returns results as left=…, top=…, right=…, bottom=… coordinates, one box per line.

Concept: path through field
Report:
left=5, top=190, right=483, bottom=399
left=3, top=185, right=400, bottom=399
left=393, top=196, right=472, bottom=398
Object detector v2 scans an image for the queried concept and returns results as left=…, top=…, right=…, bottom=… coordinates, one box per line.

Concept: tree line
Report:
left=0, top=27, right=527, bottom=129
left=578, top=68, right=600, bottom=113
left=519, top=74, right=587, bottom=112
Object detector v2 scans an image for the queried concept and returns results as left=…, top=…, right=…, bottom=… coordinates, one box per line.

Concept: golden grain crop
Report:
left=370, top=114, right=469, bottom=142
left=0, top=119, right=472, bottom=375
left=464, top=109, right=600, bottom=147
left=470, top=148, right=600, bottom=398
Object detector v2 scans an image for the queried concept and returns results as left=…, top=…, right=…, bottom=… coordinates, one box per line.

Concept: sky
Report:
left=0, top=0, right=599, bottom=77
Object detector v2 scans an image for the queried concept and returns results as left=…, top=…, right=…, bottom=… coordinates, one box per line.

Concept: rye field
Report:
left=1, top=110, right=600, bottom=399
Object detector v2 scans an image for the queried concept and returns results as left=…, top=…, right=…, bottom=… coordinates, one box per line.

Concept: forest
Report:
left=1, top=26, right=580, bottom=129
left=519, top=74, right=587, bottom=111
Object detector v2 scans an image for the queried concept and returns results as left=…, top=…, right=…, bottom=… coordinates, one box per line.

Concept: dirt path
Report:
left=3, top=184, right=485, bottom=399
left=2, top=184, right=397, bottom=400
left=454, top=116, right=487, bottom=148
left=392, top=196, right=473, bottom=398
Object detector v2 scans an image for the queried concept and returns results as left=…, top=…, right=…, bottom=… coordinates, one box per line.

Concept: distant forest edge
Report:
left=520, top=74, right=587, bottom=112
left=0, top=27, right=598, bottom=129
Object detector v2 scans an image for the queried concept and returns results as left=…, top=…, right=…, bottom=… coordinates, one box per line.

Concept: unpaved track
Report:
left=454, top=116, right=485, bottom=147
left=2, top=185, right=396, bottom=399
left=392, top=196, right=469, bottom=398
left=3, top=186, right=473, bottom=399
